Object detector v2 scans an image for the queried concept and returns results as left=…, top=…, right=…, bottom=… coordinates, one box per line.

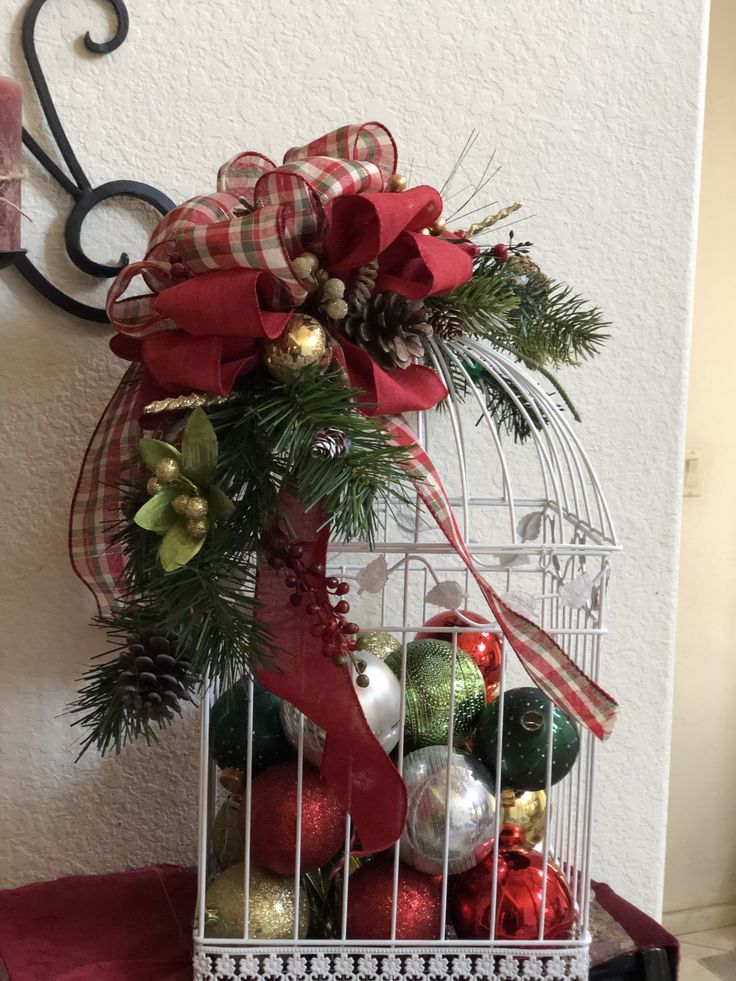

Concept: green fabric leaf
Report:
left=139, top=438, right=183, bottom=474
left=159, top=519, right=205, bottom=572
left=181, top=408, right=218, bottom=485
left=133, top=486, right=179, bottom=534
left=207, top=484, right=236, bottom=521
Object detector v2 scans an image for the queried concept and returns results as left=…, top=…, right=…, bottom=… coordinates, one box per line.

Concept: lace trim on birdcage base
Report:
left=192, top=945, right=590, bottom=981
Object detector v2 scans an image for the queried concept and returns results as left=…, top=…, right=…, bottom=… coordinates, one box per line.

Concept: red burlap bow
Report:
left=106, top=121, right=473, bottom=414
left=71, top=123, right=617, bottom=859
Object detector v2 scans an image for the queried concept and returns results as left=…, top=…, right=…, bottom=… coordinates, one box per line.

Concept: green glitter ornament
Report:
left=474, top=686, right=580, bottom=792
left=210, top=682, right=294, bottom=773
left=385, top=639, right=485, bottom=750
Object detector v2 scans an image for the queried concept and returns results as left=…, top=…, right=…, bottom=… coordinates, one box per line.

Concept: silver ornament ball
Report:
left=280, top=650, right=401, bottom=767
left=400, top=746, right=496, bottom=876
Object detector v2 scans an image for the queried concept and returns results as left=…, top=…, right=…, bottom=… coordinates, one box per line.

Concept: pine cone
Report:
left=508, top=254, right=549, bottom=286
left=428, top=304, right=464, bottom=341
left=117, top=632, right=192, bottom=722
left=342, top=291, right=432, bottom=370
left=345, top=261, right=379, bottom=317
left=311, top=427, right=351, bottom=460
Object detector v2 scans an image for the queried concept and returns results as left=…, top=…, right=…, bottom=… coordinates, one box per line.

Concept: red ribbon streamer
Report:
left=253, top=499, right=407, bottom=851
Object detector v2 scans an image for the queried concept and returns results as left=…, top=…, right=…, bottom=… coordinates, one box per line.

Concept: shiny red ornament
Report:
left=491, top=242, right=510, bottom=262
left=450, top=827, right=574, bottom=940
left=416, top=610, right=502, bottom=702
left=346, top=854, right=442, bottom=940
left=243, top=762, right=345, bottom=875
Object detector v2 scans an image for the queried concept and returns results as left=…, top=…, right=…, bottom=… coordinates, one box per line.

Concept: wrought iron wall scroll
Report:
left=9, top=0, right=175, bottom=322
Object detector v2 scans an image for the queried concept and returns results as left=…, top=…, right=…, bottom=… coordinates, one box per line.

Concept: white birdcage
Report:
left=192, top=336, right=619, bottom=981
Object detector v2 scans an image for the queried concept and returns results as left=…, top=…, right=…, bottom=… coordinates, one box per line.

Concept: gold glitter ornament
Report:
left=356, top=631, right=401, bottom=661
left=292, top=252, right=320, bottom=282
left=154, top=457, right=180, bottom=484
left=322, top=278, right=346, bottom=301
left=264, top=315, right=329, bottom=382
left=184, top=496, right=209, bottom=520
left=324, top=297, right=348, bottom=320
left=204, top=862, right=310, bottom=939
left=211, top=795, right=245, bottom=870
left=172, top=494, right=190, bottom=515
left=385, top=639, right=485, bottom=750
left=146, top=477, right=163, bottom=496
left=187, top=518, right=208, bottom=539
left=501, top=788, right=547, bottom=848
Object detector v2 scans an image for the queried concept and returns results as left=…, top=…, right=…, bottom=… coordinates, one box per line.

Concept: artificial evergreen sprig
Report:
left=70, top=365, right=417, bottom=755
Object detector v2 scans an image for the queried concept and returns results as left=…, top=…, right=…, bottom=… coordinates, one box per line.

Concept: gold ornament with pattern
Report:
left=264, top=315, right=331, bottom=382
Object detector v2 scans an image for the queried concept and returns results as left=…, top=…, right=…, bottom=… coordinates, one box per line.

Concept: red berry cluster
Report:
left=167, top=251, right=190, bottom=281
left=264, top=533, right=359, bottom=663
left=491, top=242, right=509, bottom=262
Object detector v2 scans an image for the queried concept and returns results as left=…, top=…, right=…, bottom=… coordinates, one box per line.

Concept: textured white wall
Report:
left=0, top=0, right=706, bottom=916
left=664, top=0, right=736, bottom=924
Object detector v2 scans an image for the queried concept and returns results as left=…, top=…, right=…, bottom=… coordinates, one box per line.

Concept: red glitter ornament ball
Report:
left=449, top=828, right=574, bottom=940
left=416, top=610, right=502, bottom=702
left=346, top=855, right=442, bottom=940
left=243, top=762, right=345, bottom=875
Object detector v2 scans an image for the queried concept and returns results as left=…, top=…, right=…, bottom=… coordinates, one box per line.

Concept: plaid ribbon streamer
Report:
left=107, top=123, right=396, bottom=335
left=385, top=415, right=618, bottom=741
left=69, top=366, right=143, bottom=611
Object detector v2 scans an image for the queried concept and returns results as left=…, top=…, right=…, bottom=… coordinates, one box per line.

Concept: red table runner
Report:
left=0, top=865, right=677, bottom=980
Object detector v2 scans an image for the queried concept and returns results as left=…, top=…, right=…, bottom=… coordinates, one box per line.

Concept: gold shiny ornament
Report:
left=172, top=493, right=191, bottom=515
left=184, top=495, right=209, bottom=520
left=501, top=789, right=547, bottom=848
left=324, top=298, right=349, bottom=320
left=211, top=796, right=245, bottom=870
left=187, top=518, right=208, bottom=539
left=386, top=173, right=407, bottom=192
left=264, top=315, right=329, bottom=382
left=147, top=477, right=163, bottom=496
left=356, top=631, right=401, bottom=661
left=154, top=457, right=180, bottom=484
left=419, top=227, right=432, bottom=236
left=204, top=862, right=310, bottom=939
left=430, top=217, right=448, bottom=236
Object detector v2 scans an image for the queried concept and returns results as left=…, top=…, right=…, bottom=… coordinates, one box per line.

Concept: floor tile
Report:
left=679, top=927, right=736, bottom=952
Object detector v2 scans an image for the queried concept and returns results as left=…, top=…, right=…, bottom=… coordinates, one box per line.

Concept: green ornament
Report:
left=385, top=639, right=485, bottom=750
left=356, top=630, right=401, bottom=661
left=210, top=682, right=294, bottom=773
left=211, top=795, right=245, bottom=871
left=474, top=686, right=580, bottom=792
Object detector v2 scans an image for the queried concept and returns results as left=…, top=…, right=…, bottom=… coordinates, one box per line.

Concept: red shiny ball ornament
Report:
left=416, top=610, right=502, bottom=702
left=450, top=830, right=574, bottom=940
left=491, top=242, right=510, bottom=262
left=346, top=855, right=442, bottom=940
left=244, top=762, right=345, bottom=875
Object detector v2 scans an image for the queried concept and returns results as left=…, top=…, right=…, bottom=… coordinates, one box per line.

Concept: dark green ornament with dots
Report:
left=385, top=638, right=486, bottom=750
left=475, top=686, right=580, bottom=791
left=209, top=682, right=294, bottom=773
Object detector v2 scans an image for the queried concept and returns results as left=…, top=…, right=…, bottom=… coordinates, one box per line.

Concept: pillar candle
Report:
left=0, top=76, right=23, bottom=252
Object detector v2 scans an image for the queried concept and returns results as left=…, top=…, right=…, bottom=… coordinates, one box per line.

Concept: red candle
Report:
left=0, top=76, right=23, bottom=252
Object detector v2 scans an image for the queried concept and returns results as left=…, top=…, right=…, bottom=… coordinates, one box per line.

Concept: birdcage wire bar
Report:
left=193, top=344, right=619, bottom=981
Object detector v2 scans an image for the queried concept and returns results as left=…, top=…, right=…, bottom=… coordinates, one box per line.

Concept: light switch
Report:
left=684, top=450, right=701, bottom=497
